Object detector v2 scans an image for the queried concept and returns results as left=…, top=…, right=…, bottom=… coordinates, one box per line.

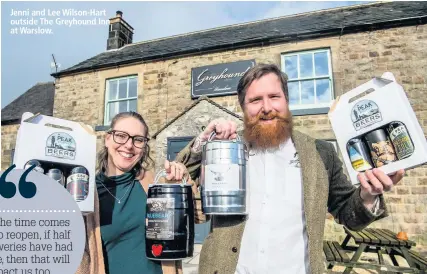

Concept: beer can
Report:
left=387, top=121, right=414, bottom=160
left=346, top=138, right=373, bottom=172
left=46, top=168, right=65, bottom=186
left=24, top=159, right=44, bottom=173
left=66, top=166, right=89, bottom=202
left=364, top=129, right=397, bottom=167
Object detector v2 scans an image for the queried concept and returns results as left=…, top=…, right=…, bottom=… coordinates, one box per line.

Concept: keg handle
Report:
left=153, top=169, right=187, bottom=186
left=208, top=131, right=241, bottom=142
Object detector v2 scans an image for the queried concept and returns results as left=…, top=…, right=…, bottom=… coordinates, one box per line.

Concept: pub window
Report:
left=281, top=49, right=334, bottom=112
left=104, top=75, right=138, bottom=125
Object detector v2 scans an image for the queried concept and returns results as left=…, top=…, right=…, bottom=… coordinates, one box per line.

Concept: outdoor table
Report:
left=338, top=227, right=425, bottom=273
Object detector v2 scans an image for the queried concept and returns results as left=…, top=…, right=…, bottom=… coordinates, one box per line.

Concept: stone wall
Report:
left=1, top=124, right=19, bottom=169
left=51, top=25, right=427, bottom=139
left=321, top=25, right=427, bottom=250
left=154, top=100, right=244, bottom=170
left=53, top=71, right=101, bottom=125
left=2, top=23, right=426, bottom=250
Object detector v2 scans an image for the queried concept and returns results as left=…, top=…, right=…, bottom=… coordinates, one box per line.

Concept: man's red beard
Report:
left=243, top=109, right=293, bottom=151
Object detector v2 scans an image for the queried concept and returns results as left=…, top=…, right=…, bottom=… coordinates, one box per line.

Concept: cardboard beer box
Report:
left=13, top=112, right=96, bottom=214
left=328, top=72, right=427, bottom=185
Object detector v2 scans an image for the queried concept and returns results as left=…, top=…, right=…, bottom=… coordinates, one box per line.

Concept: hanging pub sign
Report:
left=191, top=59, right=256, bottom=98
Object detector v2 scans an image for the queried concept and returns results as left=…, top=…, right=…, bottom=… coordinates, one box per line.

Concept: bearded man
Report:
left=175, top=64, right=404, bottom=274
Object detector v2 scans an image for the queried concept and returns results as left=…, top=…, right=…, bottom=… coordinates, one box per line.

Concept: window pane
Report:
left=284, top=55, right=298, bottom=79
left=316, top=79, right=331, bottom=103
left=288, top=82, right=300, bottom=105
left=119, top=101, right=128, bottom=113
left=301, top=80, right=315, bottom=104
left=118, top=79, right=128, bottom=99
left=129, top=78, right=137, bottom=97
left=129, top=99, right=137, bottom=112
left=314, top=51, right=329, bottom=76
left=299, top=53, right=313, bottom=78
left=108, top=102, right=118, bottom=122
left=108, top=80, right=118, bottom=100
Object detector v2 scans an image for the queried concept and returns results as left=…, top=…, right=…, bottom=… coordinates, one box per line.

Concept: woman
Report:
left=77, top=111, right=190, bottom=274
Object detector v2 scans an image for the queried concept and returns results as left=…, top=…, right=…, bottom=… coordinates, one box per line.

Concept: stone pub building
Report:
left=2, top=1, right=427, bottom=256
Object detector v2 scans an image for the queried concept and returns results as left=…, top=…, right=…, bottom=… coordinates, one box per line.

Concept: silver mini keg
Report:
left=200, top=132, right=248, bottom=215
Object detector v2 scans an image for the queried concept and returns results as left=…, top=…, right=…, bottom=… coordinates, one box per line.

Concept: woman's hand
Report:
left=164, top=160, right=189, bottom=182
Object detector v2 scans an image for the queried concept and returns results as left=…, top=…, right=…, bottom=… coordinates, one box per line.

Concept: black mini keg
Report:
left=145, top=169, right=195, bottom=260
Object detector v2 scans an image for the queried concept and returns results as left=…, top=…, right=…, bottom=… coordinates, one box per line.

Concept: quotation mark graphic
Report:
left=0, top=164, right=37, bottom=199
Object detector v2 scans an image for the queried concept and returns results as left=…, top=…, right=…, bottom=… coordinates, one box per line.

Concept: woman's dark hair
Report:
left=237, top=63, right=289, bottom=109
left=97, top=111, right=155, bottom=177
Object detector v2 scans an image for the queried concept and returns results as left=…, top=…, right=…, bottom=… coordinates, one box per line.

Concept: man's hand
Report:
left=358, top=168, right=405, bottom=209
left=191, top=118, right=238, bottom=153
left=199, top=118, right=238, bottom=142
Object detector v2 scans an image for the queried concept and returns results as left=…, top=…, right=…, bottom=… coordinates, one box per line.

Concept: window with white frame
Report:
left=281, top=49, right=334, bottom=111
left=104, top=76, right=138, bottom=125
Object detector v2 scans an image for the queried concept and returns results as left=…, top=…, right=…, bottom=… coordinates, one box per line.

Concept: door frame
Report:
left=166, top=136, right=195, bottom=161
left=166, top=135, right=212, bottom=243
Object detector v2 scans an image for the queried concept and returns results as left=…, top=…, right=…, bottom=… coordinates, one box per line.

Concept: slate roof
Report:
left=1, top=82, right=55, bottom=125
left=52, top=1, right=427, bottom=78
left=152, top=96, right=243, bottom=138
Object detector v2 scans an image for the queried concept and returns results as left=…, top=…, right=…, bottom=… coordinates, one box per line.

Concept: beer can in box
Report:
left=66, top=166, right=89, bottom=201
left=347, top=138, right=373, bottom=172
left=364, top=129, right=397, bottom=168
left=24, top=159, right=44, bottom=173
left=387, top=121, right=415, bottom=160
left=46, top=168, right=65, bottom=186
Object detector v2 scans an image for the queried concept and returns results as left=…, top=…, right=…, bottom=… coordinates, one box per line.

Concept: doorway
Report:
left=167, top=136, right=212, bottom=244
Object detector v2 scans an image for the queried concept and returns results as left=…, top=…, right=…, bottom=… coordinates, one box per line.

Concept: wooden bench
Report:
left=409, top=250, right=427, bottom=272
left=323, top=240, right=350, bottom=269
left=340, top=227, right=425, bottom=273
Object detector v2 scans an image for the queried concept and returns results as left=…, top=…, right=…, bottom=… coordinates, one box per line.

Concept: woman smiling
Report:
left=77, top=111, right=190, bottom=274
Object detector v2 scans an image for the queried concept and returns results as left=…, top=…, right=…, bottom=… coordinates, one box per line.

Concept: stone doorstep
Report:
left=182, top=264, right=198, bottom=274
left=182, top=254, right=197, bottom=264
left=182, top=258, right=192, bottom=264
left=182, top=253, right=201, bottom=265
left=193, top=244, right=202, bottom=253
left=182, top=244, right=202, bottom=264
left=186, top=253, right=201, bottom=265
